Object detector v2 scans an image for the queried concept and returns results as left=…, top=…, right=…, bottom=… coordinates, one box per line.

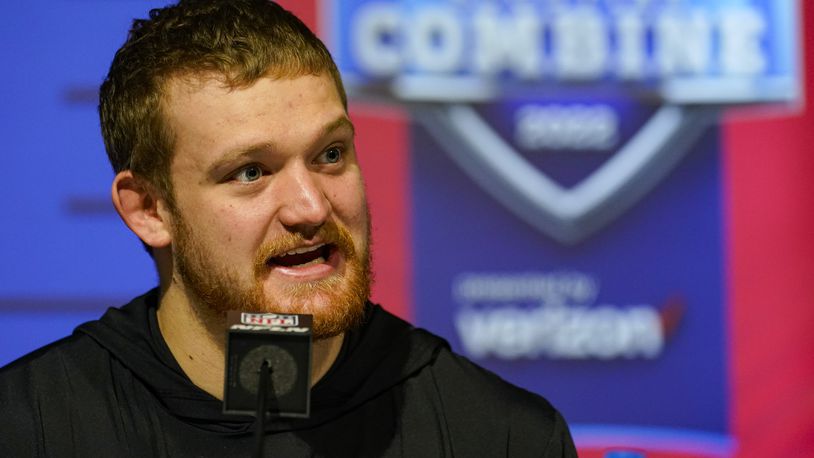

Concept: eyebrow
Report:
left=322, top=116, right=355, bottom=138
left=205, top=115, right=355, bottom=176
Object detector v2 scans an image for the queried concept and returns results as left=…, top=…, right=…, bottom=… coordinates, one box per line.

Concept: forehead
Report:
left=161, top=73, right=348, bottom=164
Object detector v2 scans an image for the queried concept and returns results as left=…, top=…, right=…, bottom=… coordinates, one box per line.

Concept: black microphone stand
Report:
left=253, top=360, right=274, bottom=458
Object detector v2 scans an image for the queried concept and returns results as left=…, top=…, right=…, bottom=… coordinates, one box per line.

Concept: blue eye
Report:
left=321, top=147, right=342, bottom=164
left=234, top=165, right=263, bottom=183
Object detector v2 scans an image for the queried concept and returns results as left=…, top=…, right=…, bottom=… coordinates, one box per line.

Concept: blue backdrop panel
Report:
left=0, top=1, right=170, bottom=365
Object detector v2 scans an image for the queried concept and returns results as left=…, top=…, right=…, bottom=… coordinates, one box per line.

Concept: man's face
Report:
left=161, top=73, right=370, bottom=339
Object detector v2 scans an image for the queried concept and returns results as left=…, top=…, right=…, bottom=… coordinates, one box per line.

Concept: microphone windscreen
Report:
left=238, top=344, right=297, bottom=397
left=222, top=311, right=312, bottom=418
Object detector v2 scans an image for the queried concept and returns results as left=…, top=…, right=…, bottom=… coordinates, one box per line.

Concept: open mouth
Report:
left=267, top=243, right=334, bottom=268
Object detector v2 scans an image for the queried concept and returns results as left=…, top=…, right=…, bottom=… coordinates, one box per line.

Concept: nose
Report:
left=275, top=165, right=332, bottom=234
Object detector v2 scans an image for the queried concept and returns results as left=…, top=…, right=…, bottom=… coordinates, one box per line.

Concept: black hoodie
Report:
left=0, top=290, right=576, bottom=457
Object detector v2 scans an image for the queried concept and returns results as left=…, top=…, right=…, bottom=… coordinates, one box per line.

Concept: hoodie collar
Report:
left=76, top=289, right=447, bottom=434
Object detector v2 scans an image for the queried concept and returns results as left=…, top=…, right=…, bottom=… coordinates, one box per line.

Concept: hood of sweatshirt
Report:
left=76, top=288, right=447, bottom=435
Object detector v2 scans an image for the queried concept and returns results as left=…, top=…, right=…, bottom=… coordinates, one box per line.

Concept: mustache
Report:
left=252, top=221, right=357, bottom=275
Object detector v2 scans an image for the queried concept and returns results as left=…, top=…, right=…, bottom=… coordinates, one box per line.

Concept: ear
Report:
left=111, top=171, right=173, bottom=249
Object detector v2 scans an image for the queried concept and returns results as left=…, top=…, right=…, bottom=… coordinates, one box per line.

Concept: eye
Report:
left=318, top=146, right=343, bottom=164
left=233, top=164, right=264, bottom=183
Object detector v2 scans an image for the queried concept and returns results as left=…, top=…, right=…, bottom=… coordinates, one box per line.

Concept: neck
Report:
left=156, top=285, right=343, bottom=400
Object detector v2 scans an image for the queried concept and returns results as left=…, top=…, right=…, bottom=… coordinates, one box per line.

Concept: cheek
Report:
left=217, top=205, right=271, bottom=243
left=328, top=177, right=368, bottom=225
left=188, top=201, right=268, bottom=249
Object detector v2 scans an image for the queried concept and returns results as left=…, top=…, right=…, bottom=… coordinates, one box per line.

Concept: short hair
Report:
left=99, top=0, right=346, bottom=205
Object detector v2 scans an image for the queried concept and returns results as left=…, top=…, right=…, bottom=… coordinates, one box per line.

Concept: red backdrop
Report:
left=724, top=1, right=814, bottom=454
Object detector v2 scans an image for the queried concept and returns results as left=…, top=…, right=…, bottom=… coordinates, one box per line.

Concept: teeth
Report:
left=283, top=244, right=324, bottom=256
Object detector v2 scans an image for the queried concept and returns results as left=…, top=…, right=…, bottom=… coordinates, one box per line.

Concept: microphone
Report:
left=222, top=311, right=312, bottom=419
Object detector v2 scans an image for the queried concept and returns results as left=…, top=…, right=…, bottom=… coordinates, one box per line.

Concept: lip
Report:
left=266, top=243, right=342, bottom=281
left=282, top=244, right=326, bottom=256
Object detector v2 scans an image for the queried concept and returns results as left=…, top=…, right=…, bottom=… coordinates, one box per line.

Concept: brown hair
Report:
left=99, top=0, right=346, bottom=205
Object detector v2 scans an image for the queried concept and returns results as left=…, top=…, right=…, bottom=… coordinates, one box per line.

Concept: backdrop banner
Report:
left=329, top=1, right=800, bottom=456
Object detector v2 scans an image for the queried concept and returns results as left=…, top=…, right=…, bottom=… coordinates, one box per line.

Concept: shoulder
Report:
left=0, top=331, right=107, bottom=384
left=0, top=331, right=112, bottom=406
left=409, top=333, right=577, bottom=456
left=429, top=346, right=561, bottom=422
left=0, top=333, right=112, bottom=453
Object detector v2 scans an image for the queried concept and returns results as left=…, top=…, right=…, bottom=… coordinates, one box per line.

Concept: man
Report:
left=0, top=1, right=576, bottom=456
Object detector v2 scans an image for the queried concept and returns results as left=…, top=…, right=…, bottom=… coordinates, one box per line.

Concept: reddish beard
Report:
left=171, top=214, right=371, bottom=340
